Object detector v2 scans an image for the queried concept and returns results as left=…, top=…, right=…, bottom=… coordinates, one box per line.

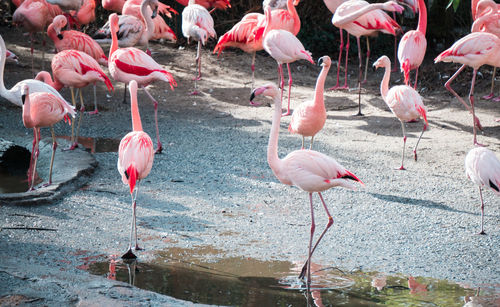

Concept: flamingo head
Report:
left=318, top=55, right=331, bottom=68
left=21, top=84, right=29, bottom=105
left=373, top=55, right=391, bottom=70
left=53, top=15, right=67, bottom=39
left=250, top=83, right=279, bottom=106
left=109, top=13, right=120, bottom=33
left=383, top=1, right=404, bottom=14
left=149, top=0, right=159, bottom=19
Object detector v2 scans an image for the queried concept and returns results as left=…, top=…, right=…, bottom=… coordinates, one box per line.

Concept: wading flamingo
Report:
left=263, top=8, right=314, bottom=116
left=21, top=84, right=76, bottom=191
left=35, top=50, right=114, bottom=150
left=464, top=147, right=500, bottom=234
left=250, top=82, right=363, bottom=291
left=332, top=0, right=403, bottom=116
left=182, top=0, right=216, bottom=95
left=289, top=55, right=331, bottom=149
left=434, top=31, right=500, bottom=146
left=117, top=80, right=154, bottom=259
left=108, top=13, right=177, bottom=154
left=374, top=55, right=428, bottom=170
left=397, top=0, right=426, bottom=88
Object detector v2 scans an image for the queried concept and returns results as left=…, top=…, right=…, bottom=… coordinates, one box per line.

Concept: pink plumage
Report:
left=465, top=147, right=500, bottom=234
left=288, top=55, right=331, bottom=149
left=102, top=0, right=125, bottom=12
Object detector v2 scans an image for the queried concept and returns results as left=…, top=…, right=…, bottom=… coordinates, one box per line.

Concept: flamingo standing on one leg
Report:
left=263, top=8, right=314, bottom=116
left=373, top=55, right=428, bottom=170
left=397, top=0, right=427, bottom=88
left=464, top=147, right=500, bottom=234
left=21, top=84, right=75, bottom=190
left=47, top=15, right=108, bottom=114
left=332, top=0, right=403, bottom=116
left=182, top=0, right=216, bottom=95
left=289, top=55, right=331, bottom=149
left=117, top=80, right=154, bottom=259
left=250, top=82, right=363, bottom=291
left=434, top=31, right=500, bottom=146
left=108, top=13, right=177, bottom=154
left=35, top=50, right=114, bottom=150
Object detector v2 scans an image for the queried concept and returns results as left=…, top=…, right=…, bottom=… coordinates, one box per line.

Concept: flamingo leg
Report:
left=301, top=136, right=305, bottom=150
left=41, top=34, right=46, bottom=72
left=142, top=86, right=163, bottom=154
left=189, top=41, right=202, bottom=95
left=123, top=83, right=128, bottom=104
left=309, top=135, right=314, bottom=150
left=354, top=36, right=364, bottom=116
left=30, top=33, right=34, bottom=78
left=329, top=29, right=344, bottom=90
left=482, top=67, right=496, bottom=100
left=306, top=192, right=316, bottom=291
left=282, top=63, right=293, bottom=116
left=46, top=127, right=57, bottom=186
left=469, top=69, right=484, bottom=146
left=299, top=192, right=334, bottom=280
left=363, top=37, right=370, bottom=83
left=478, top=187, right=486, bottom=235
left=413, top=67, right=419, bottom=89
left=88, top=84, right=99, bottom=115
left=29, top=128, right=41, bottom=191
left=413, top=123, right=426, bottom=161
left=26, top=128, right=38, bottom=187
left=66, top=88, right=79, bottom=150
left=399, top=121, right=406, bottom=170
left=73, top=89, right=85, bottom=150
left=444, top=64, right=482, bottom=130
left=278, top=64, right=285, bottom=107
left=122, top=186, right=140, bottom=259
left=251, top=51, right=256, bottom=92
left=343, top=33, right=350, bottom=89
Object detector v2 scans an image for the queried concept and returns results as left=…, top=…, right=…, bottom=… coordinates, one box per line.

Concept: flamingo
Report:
left=250, top=82, right=363, bottom=290
left=464, top=147, right=500, bottom=234
left=47, top=15, right=108, bottom=114
left=0, top=34, right=66, bottom=107
left=434, top=31, right=500, bottom=146
left=263, top=8, right=314, bottom=116
left=288, top=55, right=331, bottom=149
left=6, top=50, right=19, bottom=64
left=373, top=55, right=428, bottom=170
left=397, top=0, right=426, bottom=88
left=174, top=0, right=231, bottom=11
left=332, top=0, right=403, bottom=116
left=21, top=84, right=76, bottom=191
left=102, top=0, right=125, bottom=12
left=12, top=0, right=62, bottom=75
left=108, top=13, right=177, bottom=154
left=471, top=0, right=500, bottom=101
left=73, top=0, right=97, bottom=28
left=117, top=80, right=154, bottom=259
left=46, top=0, right=83, bottom=11
left=35, top=50, right=114, bottom=150
left=182, top=0, right=216, bottom=95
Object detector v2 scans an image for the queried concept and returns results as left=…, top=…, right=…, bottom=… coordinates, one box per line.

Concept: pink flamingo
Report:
left=102, top=0, right=125, bottom=12
left=6, top=50, right=19, bottom=64
left=288, top=55, right=331, bottom=149
left=108, top=13, right=177, bottom=154
left=472, top=0, right=500, bottom=101
left=73, top=0, right=96, bottom=28
left=374, top=55, right=428, bottom=170
left=117, top=80, right=154, bottom=259
left=250, top=82, right=364, bottom=289
left=12, top=0, right=62, bottom=75
left=465, top=147, right=500, bottom=234
left=174, top=0, right=230, bottom=11
left=182, top=0, right=216, bottom=95
left=47, top=15, right=108, bottom=114
left=332, top=0, right=403, bottom=116
left=397, top=0, right=426, bottom=88
left=434, top=31, right=500, bottom=146
left=21, top=84, right=76, bottom=191
left=263, top=9, right=314, bottom=117
left=35, top=50, right=114, bottom=150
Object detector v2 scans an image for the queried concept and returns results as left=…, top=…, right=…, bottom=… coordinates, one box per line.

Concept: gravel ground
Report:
left=0, top=24, right=499, bottom=305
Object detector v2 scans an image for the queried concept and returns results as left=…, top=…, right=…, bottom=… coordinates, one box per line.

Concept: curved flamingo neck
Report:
left=22, top=90, right=34, bottom=128
left=416, top=0, right=427, bottom=34
left=109, top=18, right=119, bottom=59
left=333, top=2, right=385, bottom=26
left=313, top=63, right=330, bottom=109
left=472, top=0, right=479, bottom=19
left=380, top=61, right=391, bottom=100
left=141, top=0, right=155, bottom=40
left=130, top=83, right=143, bottom=132
left=263, top=7, right=272, bottom=37
left=267, top=92, right=284, bottom=180
left=47, top=23, right=58, bottom=42
left=287, top=0, right=301, bottom=35
left=35, top=71, right=63, bottom=91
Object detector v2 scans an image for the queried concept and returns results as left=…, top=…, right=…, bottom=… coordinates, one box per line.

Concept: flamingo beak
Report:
left=318, top=57, right=324, bottom=67
left=21, top=94, right=26, bottom=105
left=151, top=7, right=158, bottom=19
left=57, top=33, right=63, bottom=40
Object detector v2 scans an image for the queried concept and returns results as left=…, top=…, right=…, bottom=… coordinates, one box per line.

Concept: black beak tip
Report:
left=318, top=59, right=323, bottom=67
left=250, top=92, right=256, bottom=102
left=21, top=94, right=26, bottom=105
left=57, top=34, right=63, bottom=40
left=151, top=8, right=158, bottom=19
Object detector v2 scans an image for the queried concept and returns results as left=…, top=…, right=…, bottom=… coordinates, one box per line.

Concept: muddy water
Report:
left=0, top=170, right=28, bottom=193
left=88, top=247, right=498, bottom=306
left=56, top=136, right=121, bottom=153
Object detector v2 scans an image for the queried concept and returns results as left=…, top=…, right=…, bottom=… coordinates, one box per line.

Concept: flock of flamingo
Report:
left=1, top=0, right=499, bottom=289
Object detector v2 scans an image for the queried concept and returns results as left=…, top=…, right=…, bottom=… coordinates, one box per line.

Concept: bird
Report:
left=35, top=50, right=114, bottom=150
left=250, top=82, right=363, bottom=290
left=174, top=0, right=231, bottom=11
left=47, top=14, right=109, bottom=114
left=471, top=0, right=500, bottom=101
left=12, top=0, right=62, bottom=76
left=107, top=13, right=177, bottom=154
left=332, top=0, right=403, bottom=116
left=397, top=0, right=427, bottom=88
left=21, top=84, right=76, bottom=191
left=182, top=0, right=216, bottom=95
left=434, top=31, right=500, bottom=146
left=288, top=55, right=331, bottom=149
left=263, top=8, right=314, bottom=116
left=373, top=55, right=428, bottom=170
left=6, top=49, right=19, bottom=64
left=73, top=0, right=96, bottom=27
left=117, top=79, right=154, bottom=259
left=0, top=34, right=66, bottom=108
left=102, top=0, right=126, bottom=12
left=464, top=147, right=500, bottom=235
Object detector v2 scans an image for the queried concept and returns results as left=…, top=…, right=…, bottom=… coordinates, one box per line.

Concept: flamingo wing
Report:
left=386, top=85, right=426, bottom=123
left=118, top=131, right=155, bottom=192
